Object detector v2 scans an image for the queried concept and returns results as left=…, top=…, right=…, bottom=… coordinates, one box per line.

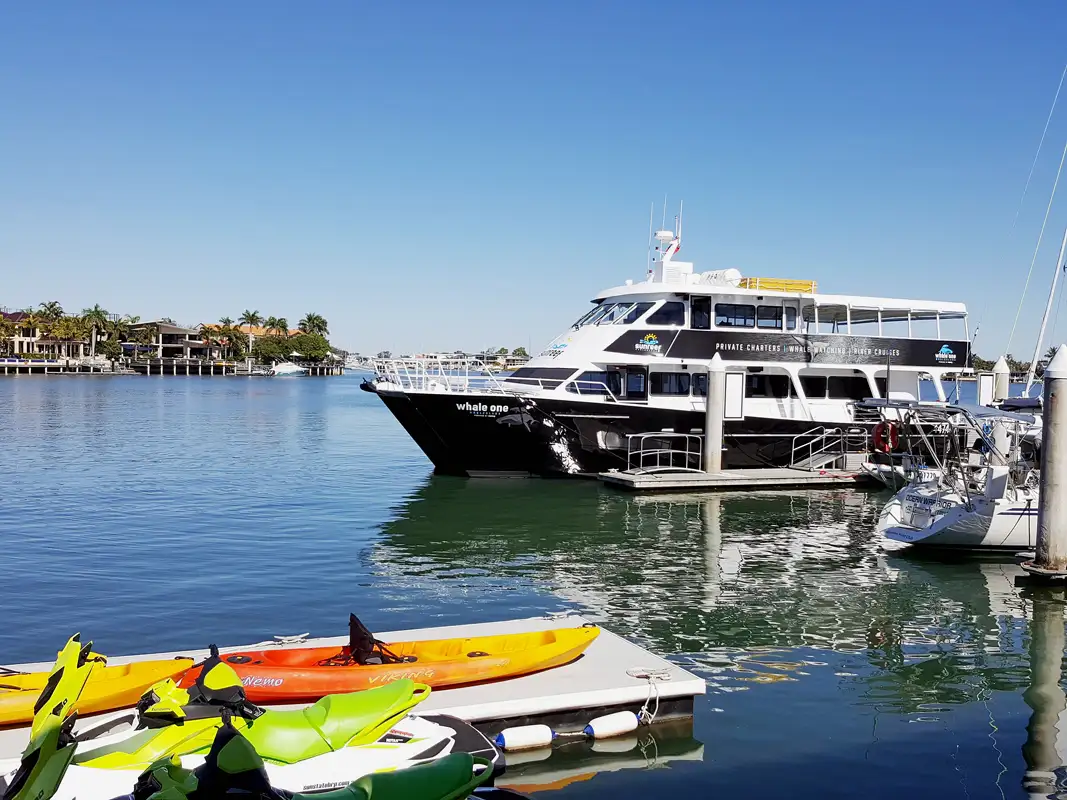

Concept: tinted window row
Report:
left=643, top=372, right=872, bottom=400
left=691, top=299, right=798, bottom=330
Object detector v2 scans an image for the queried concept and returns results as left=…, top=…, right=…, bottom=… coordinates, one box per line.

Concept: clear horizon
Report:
left=4, top=1, right=1067, bottom=360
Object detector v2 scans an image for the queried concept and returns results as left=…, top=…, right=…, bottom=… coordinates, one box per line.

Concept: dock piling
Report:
left=703, top=354, right=725, bottom=473
left=993, top=355, right=1010, bottom=401
left=1023, top=345, right=1067, bottom=578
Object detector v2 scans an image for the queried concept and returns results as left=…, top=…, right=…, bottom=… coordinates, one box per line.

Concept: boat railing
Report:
left=788, top=426, right=851, bottom=470
left=626, top=432, right=704, bottom=474
left=372, top=358, right=518, bottom=395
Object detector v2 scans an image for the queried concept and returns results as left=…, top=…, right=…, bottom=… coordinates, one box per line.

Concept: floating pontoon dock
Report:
left=0, top=614, right=705, bottom=759
left=599, top=466, right=872, bottom=492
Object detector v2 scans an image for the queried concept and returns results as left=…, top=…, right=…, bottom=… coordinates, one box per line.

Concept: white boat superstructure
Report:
left=871, top=401, right=1041, bottom=550
left=368, top=214, right=977, bottom=477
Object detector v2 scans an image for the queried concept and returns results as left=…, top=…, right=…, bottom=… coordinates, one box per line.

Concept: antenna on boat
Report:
left=678, top=200, right=683, bottom=250
left=662, top=195, right=667, bottom=231
left=646, top=202, right=655, bottom=278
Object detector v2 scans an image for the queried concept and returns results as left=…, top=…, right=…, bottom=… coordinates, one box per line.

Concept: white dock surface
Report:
left=600, top=467, right=871, bottom=491
left=0, top=615, right=704, bottom=760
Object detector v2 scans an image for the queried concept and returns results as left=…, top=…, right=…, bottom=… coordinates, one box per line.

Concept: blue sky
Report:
left=3, top=1, right=1067, bottom=357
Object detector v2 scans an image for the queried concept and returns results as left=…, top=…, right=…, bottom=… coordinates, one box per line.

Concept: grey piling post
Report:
left=1022, top=590, right=1067, bottom=796
left=1028, top=345, right=1067, bottom=575
left=704, top=354, right=726, bottom=473
left=993, top=355, right=1010, bottom=402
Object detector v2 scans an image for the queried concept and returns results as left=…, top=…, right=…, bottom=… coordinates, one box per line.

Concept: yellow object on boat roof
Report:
left=738, top=277, right=817, bottom=293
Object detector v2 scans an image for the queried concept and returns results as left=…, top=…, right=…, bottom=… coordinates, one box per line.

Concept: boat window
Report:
left=647, top=301, right=685, bottom=326
left=828, top=376, right=872, bottom=401
left=507, top=367, right=578, bottom=390
left=691, top=296, right=711, bottom=330
left=596, top=303, right=635, bottom=325
left=650, top=372, right=691, bottom=395
left=715, top=303, right=755, bottom=328
left=692, top=373, right=707, bottom=396
left=617, top=302, right=654, bottom=325
left=746, top=374, right=791, bottom=398
left=626, top=370, right=647, bottom=398
left=571, top=304, right=604, bottom=328
left=756, top=306, right=786, bottom=330
left=785, top=307, right=797, bottom=330
left=566, top=371, right=621, bottom=396
left=800, top=375, right=828, bottom=399
left=583, top=303, right=619, bottom=326
left=875, top=377, right=887, bottom=396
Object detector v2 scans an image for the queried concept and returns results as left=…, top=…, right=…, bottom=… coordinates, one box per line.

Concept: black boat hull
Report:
left=372, top=387, right=874, bottom=477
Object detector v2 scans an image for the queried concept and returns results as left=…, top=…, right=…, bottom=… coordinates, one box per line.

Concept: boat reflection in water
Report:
left=373, top=479, right=1067, bottom=795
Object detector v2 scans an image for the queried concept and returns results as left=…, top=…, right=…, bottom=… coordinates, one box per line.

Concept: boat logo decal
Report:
left=538, top=340, right=570, bottom=358
left=456, top=401, right=512, bottom=417
left=241, top=676, right=284, bottom=688
left=634, top=333, right=661, bottom=353
left=934, top=344, right=956, bottom=364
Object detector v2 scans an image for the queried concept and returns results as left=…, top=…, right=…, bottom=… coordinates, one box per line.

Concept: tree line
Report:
left=970, top=348, right=1058, bottom=374
left=1, top=303, right=336, bottom=363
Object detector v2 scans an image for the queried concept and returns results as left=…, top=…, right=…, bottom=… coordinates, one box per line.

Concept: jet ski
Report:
left=1, top=634, right=98, bottom=800
left=71, top=646, right=432, bottom=770
left=123, top=719, right=496, bottom=800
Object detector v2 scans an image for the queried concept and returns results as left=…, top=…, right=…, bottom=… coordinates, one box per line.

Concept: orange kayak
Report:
left=186, top=625, right=599, bottom=703
left=0, top=657, right=194, bottom=727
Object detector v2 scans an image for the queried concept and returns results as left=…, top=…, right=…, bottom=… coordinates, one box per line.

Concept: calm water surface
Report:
left=0, top=375, right=1062, bottom=799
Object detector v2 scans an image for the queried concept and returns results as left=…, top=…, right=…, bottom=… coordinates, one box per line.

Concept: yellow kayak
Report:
left=0, top=657, right=194, bottom=727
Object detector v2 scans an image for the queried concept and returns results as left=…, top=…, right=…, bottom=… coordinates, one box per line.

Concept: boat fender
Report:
left=583, top=711, right=639, bottom=739
left=872, top=421, right=899, bottom=453
left=494, top=724, right=556, bottom=751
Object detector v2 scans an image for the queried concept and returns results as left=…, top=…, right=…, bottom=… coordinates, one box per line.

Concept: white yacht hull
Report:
left=878, top=486, right=1039, bottom=550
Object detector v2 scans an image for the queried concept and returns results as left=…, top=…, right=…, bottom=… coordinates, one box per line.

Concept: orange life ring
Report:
left=872, top=420, right=899, bottom=453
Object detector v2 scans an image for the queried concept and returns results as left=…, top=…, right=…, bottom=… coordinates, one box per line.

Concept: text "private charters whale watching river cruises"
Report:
left=365, top=217, right=973, bottom=477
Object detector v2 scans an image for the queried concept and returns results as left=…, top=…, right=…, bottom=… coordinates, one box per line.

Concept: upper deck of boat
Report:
left=595, top=279, right=967, bottom=319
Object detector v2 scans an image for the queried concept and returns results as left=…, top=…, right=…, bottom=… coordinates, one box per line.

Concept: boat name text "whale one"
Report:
left=456, top=402, right=512, bottom=416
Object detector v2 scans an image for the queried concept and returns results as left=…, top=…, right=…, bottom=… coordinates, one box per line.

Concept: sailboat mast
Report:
left=1026, top=221, right=1067, bottom=393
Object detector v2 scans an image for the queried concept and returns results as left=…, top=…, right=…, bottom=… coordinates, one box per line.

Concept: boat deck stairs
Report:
left=598, top=428, right=874, bottom=492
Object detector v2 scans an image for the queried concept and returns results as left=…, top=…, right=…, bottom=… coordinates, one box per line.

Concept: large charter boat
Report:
left=364, top=226, right=972, bottom=477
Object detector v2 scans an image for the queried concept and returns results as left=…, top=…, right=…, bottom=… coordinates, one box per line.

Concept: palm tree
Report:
left=275, top=317, right=289, bottom=337
left=82, top=305, right=109, bottom=358
left=19, top=312, right=42, bottom=355
left=298, top=313, right=329, bottom=336
left=219, top=316, right=234, bottom=327
left=263, top=316, right=280, bottom=336
left=1046, top=346, right=1059, bottom=361
left=38, top=301, right=64, bottom=322
left=239, top=310, right=263, bottom=331
left=132, top=323, right=158, bottom=360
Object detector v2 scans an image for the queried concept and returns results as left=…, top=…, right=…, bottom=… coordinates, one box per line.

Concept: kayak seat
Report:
left=302, top=680, right=420, bottom=750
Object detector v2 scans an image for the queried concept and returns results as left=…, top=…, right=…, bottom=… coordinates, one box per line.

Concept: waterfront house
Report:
left=126, top=320, right=213, bottom=360
left=1, top=310, right=88, bottom=358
